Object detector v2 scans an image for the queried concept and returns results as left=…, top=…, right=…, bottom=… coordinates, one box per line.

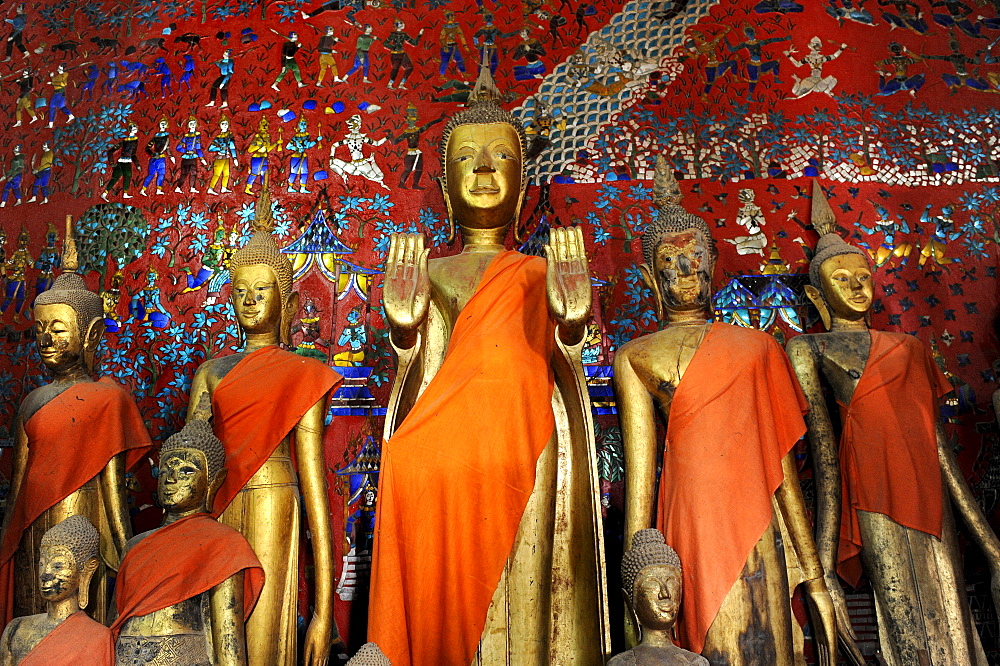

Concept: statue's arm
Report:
left=295, top=397, right=338, bottom=665
left=774, top=452, right=839, bottom=666
left=786, top=337, right=841, bottom=572
left=614, top=349, right=657, bottom=548
left=937, top=422, right=1000, bottom=585
left=99, top=452, right=131, bottom=569
left=209, top=570, right=247, bottom=666
left=186, top=367, right=212, bottom=422
left=1, top=420, right=29, bottom=537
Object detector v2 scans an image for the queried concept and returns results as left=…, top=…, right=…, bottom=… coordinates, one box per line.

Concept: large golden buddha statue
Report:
left=186, top=188, right=343, bottom=665
left=368, top=66, right=609, bottom=666
left=786, top=182, right=999, bottom=665
left=0, top=221, right=151, bottom=626
left=613, top=158, right=840, bottom=665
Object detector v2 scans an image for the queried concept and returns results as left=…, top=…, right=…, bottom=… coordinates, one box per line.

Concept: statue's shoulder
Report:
left=193, top=352, right=245, bottom=382
left=123, top=527, right=160, bottom=557
left=785, top=332, right=822, bottom=355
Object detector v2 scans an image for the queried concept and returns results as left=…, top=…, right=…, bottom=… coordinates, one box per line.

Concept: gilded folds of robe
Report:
left=369, top=251, right=609, bottom=666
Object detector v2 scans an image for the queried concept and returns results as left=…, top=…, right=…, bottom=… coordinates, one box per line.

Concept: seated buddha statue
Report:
left=0, top=516, right=113, bottom=665
left=111, top=420, right=264, bottom=666
left=609, top=528, right=708, bottom=666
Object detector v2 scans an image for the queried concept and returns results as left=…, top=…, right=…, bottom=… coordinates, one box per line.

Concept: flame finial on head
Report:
left=810, top=179, right=837, bottom=238
left=652, top=155, right=682, bottom=208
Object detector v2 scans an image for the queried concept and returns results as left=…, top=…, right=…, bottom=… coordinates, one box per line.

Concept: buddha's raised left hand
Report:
left=545, top=226, right=591, bottom=345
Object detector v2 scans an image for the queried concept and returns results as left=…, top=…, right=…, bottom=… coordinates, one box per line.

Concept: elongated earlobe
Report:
left=804, top=285, right=831, bottom=331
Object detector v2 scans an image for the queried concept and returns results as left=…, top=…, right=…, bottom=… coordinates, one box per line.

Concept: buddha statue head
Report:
left=622, top=528, right=683, bottom=642
left=33, top=222, right=104, bottom=377
left=229, top=186, right=298, bottom=346
left=440, top=62, right=527, bottom=243
left=346, top=643, right=391, bottom=666
left=640, top=156, right=717, bottom=322
left=158, top=419, right=228, bottom=516
left=38, top=515, right=100, bottom=611
left=804, top=181, right=872, bottom=330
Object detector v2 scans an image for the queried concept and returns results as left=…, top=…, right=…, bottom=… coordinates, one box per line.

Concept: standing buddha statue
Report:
left=785, top=182, right=999, bottom=665
left=613, top=157, right=841, bottom=665
left=0, top=219, right=151, bottom=626
left=368, top=64, right=609, bottom=666
left=186, top=185, right=343, bottom=666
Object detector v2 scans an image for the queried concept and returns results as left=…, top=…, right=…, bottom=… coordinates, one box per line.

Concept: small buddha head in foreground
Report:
left=157, top=419, right=227, bottom=517
left=622, top=528, right=683, bottom=637
left=805, top=181, right=873, bottom=330
left=38, top=515, right=100, bottom=611
left=640, top=156, right=717, bottom=322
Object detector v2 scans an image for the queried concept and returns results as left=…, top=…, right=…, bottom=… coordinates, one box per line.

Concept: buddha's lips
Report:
left=468, top=186, right=500, bottom=194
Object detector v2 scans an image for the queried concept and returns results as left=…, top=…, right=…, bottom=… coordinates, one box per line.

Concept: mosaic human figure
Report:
left=785, top=37, right=846, bottom=98
left=328, top=114, right=388, bottom=189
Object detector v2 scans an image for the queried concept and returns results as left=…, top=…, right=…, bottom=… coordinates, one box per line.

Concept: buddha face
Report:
left=445, top=122, right=523, bottom=230
left=231, top=264, right=282, bottom=335
left=34, top=303, right=84, bottom=374
left=158, top=448, right=209, bottom=513
left=38, top=545, right=80, bottom=603
left=652, top=229, right=714, bottom=311
left=632, top=564, right=682, bottom=631
left=819, top=253, right=873, bottom=318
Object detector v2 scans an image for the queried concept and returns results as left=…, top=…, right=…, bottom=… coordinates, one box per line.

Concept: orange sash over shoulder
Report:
left=369, top=251, right=556, bottom=666
left=0, top=378, right=152, bottom=624
left=836, top=331, right=951, bottom=586
left=210, top=345, right=342, bottom=516
left=110, top=513, right=265, bottom=641
left=21, top=611, right=114, bottom=666
left=657, top=323, right=808, bottom=655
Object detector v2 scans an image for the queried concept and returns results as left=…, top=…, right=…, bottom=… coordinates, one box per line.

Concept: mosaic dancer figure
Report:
left=328, top=114, right=388, bottom=189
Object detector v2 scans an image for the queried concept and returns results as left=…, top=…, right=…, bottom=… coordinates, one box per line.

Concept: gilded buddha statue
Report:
left=111, top=420, right=264, bottom=666
left=186, top=186, right=343, bottom=665
left=0, top=219, right=151, bottom=626
left=785, top=182, right=999, bottom=665
left=613, top=158, right=841, bottom=665
left=0, top=516, right=113, bottom=665
left=609, top=528, right=707, bottom=666
left=368, top=65, right=609, bottom=666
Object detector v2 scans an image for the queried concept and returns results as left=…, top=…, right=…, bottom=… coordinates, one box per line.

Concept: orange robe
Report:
left=0, top=378, right=152, bottom=625
left=836, top=330, right=951, bottom=585
left=657, top=323, right=808, bottom=655
left=20, top=611, right=114, bottom=666
left=110, top=513, right=265, bottom=641
left=369, top=251, right=557, bottom=666
left=210, top=344, right=343, bottom=516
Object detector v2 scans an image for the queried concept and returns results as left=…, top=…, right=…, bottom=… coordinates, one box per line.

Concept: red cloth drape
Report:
left=110, top=513, right=265, bottom=641
left=20, top=611, right=114, bottom=666
left=0, top=378, right=152, bottom=625
left=368, top=251, right=557, bottom=666
left=657, top=323, right=808, bottom=654
left=836, top=330, right=951, bottom=586
left=210, top=345, right=342, bottom=516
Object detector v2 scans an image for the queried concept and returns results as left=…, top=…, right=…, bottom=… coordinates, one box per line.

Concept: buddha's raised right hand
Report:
left=384, top=232, right=430, bottom=349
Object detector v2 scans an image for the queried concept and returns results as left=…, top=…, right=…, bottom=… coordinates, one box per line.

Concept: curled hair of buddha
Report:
left=439, top=61, right=527, bottom=186
left=35, top=219, right=103, bottom=334
left=229, top=182, right=294, bottom=306
left=642, top=155, right=715, bottom=266
left=621, top=528, right=681, bottom=605
left=808, top=180, right=867, bottom=290
left=346, top=643, right=392, bottom=666
left=41, top=515, right=100, bottom=571
left=161, top=419, right=226, bottom=481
